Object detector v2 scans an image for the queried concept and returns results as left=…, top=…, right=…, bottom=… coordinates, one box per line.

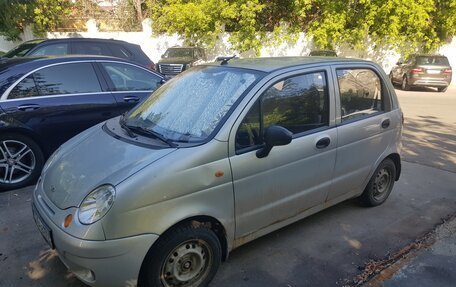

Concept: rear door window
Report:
left=29, top=43, right=69, bottom=56
left=32, top=63, right=101, bottom=96
left=336, top=68, right=384, bottom=122
left=72, top=42, right=111, bottom=56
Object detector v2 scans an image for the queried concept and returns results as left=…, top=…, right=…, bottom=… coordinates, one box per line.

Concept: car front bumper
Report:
left=32, top=186, right=159, bottom=287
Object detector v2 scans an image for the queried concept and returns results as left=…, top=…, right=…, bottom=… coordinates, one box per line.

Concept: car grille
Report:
left=158, top=64, right=184, bottom=75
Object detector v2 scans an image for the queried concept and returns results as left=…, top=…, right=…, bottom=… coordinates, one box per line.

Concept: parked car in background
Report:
left=0, top=56, right=164, bottom=191
left=1, top=38, right=156, bottom=70
left=32, top=57, right=402, bottom=287
left=390, top=54, right=452, bottom=92
left=308, top=50, right=337, bottom=57
left=157, top=46, right=207, bottom=78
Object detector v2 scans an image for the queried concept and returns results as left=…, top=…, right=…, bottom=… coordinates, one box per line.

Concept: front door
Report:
left=229, top=69, right=337, bottom=239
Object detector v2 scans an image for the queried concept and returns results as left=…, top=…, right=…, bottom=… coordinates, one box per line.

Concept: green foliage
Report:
left=0, top=0, right=71, bottom=40
left=147, top=0, right=456, bottom=55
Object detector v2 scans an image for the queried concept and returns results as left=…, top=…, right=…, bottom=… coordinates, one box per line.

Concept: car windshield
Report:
left=124, top=66, right=262, bottom=143
left=416, top=56, right=449, bottom=65
left=3, top=43, right=38, bottom=58
left=163, top=48, right=195, bottom=58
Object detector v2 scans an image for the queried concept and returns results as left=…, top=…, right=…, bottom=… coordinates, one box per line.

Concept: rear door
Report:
left=327, top=65, right=397, bottom=201
left=0, top=62, right=117, bottom=153
left=97, top=61, right=163, bottom=114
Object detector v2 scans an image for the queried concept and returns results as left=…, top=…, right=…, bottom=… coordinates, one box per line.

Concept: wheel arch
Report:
left=385, top=153, right=401, bottom=181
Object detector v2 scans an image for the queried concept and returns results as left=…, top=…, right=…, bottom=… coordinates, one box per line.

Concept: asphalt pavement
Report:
left=0, top=86, right=455, bottom=287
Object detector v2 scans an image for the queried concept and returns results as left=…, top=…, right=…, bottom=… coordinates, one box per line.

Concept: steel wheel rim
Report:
left=372, top=168, right=392, bottom=201
left=160, top=239, right=212, bottom=287
left=0, top=140, right=36, bottom=184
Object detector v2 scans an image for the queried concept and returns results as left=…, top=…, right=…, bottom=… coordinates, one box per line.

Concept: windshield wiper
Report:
left=126, top=125, right=177, bottom=148
left=119, top=114, right=136, bottom=138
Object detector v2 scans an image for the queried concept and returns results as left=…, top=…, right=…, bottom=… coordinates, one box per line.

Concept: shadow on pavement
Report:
left=402, top=116, right=456, bottom=173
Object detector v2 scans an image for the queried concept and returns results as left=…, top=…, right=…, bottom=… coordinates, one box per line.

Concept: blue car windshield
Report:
left=125, top=66, right=262, bottom=143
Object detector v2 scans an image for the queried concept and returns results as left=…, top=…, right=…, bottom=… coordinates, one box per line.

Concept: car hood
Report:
left=158, top=57, right=195, bottom=65
left=42, top=123, right=176, bottom=209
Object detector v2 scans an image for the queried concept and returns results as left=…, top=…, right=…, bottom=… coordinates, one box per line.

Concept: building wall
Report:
left=1, top=19, right=455, bottom=84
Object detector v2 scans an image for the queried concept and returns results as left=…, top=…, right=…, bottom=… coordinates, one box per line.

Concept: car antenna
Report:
left=220, top=55, right=237, bottom=65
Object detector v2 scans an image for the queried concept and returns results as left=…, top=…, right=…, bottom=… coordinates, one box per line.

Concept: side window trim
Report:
left=234, top=67, right=334, bottom=154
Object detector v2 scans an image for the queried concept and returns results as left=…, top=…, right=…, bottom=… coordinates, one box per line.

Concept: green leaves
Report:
left=147, top=0, right=456, bottom=55
left=0, top=0, right=71, bottom=40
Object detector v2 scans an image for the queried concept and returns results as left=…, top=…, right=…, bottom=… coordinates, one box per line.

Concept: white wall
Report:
left=1, top=19, right=454, bottom=84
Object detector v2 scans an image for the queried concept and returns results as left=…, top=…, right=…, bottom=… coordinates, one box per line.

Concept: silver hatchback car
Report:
left=32, top=57, right=402, bottom=287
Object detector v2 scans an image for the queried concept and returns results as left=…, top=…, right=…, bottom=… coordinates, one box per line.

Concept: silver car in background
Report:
left=32, top=57, right=403, bottom=287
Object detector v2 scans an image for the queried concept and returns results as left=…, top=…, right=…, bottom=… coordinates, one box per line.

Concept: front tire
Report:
left=359, top=158, right=396, bottom=207
left=437, top=86, right=448, bottom=93
left=139, top=224, right=222, bottom=287
left=0, top=133, right=44, bottom=191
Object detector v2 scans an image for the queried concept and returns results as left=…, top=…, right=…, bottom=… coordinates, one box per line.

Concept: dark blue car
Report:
left=0, top=56, right=164, bottom=190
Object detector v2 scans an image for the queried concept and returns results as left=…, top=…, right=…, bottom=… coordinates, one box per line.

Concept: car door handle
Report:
left=316, top=137, right=331, bottom=149
left=123, top=96, right=140, bottom=102
left=17, top=104, right=40, bottom=111
left=381, top=119, right=390, bottom=129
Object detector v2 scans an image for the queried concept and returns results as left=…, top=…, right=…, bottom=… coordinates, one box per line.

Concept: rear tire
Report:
left=401, top=75, right=410, bottom=91
left=0, top=133, right=44, bottom=191
left=389, top=72, right=394, bottom=84
left=139, top=223, right=222, bottom=287
left=437, top=86, right=448, bottom=93
left=359, top=159, right=396, bottom=207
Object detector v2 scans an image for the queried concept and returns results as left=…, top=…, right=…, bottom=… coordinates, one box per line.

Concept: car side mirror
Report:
left=256, top=125, right=292, bottom=158
left=161, top=54, right=165, bottom=58
left=396, top=61, right=403, bottom=65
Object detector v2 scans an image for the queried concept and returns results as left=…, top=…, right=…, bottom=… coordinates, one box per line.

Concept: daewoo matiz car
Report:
left=32, top=57, right=402, bottom=287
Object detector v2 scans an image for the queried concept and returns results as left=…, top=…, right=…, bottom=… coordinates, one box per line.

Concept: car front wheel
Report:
left=139, top=223, right=222, bottom=287
left=0, top=134, right=44, bottom=191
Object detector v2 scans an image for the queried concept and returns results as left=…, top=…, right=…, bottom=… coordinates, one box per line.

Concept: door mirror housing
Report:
left=256, top=125, right=292, bottom=158
left=396, top=60, right=403, bottom=65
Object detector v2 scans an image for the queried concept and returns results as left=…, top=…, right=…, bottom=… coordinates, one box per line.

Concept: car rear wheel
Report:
left=359, top=158, right=396, bottom=207
left=437, top=86, right=448, bottom=93
left=389, top=72, right=394, bottom=84
left=0, top=134, right=44, bottom=191
left=401, top=76, right=410, bottom=91
left=139, top=223, right=222, bottom=287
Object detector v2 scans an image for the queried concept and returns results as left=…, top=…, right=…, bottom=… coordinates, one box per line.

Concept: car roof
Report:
left=23, top=38, right=134, bottom=45
left=204, top=56, right=373, bottom=73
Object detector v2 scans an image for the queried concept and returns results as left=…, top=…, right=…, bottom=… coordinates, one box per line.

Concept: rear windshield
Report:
left=3, top=43, right=38, bottom=58
left=416, top=56, right=449, bottom=65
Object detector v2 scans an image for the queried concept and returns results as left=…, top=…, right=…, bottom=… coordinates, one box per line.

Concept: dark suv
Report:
left=389, top=54, right=452, bottom=92
left=157, top=47, right=206, bottom=78
left=2, top=38, right=155, bottom=70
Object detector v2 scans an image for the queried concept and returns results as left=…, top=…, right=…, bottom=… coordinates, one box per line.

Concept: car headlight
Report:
left=78, top=185, right=116, bottom=225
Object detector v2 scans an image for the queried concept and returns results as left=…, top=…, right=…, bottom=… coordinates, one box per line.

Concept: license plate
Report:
left=427, top=69, right=441, bottom=74
left=32, top=205, right=54, bottom=249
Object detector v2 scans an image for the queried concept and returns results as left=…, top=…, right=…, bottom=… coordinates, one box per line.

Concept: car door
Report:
left=97, top=61, right=164, bottom=114
left=229, top=68, right=337, bottom=239
left=0, top=62, right=117, bottom=153
left=327, top=65, right=397, bottom=201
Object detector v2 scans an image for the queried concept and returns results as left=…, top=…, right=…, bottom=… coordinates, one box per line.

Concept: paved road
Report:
left=1, top=86, right=455, bottom=287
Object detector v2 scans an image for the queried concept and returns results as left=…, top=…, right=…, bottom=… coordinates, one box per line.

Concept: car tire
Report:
left=437, top=86, right=448, bottom=93
left=139, top=223, right=222, bottom=287
left=359, top=158, right=396, bottom=207
left=389, top=72, right=394, bottom=84
left=0, top=133, right=44, bottom=191
left=401, top=75, right=410, bottom=91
